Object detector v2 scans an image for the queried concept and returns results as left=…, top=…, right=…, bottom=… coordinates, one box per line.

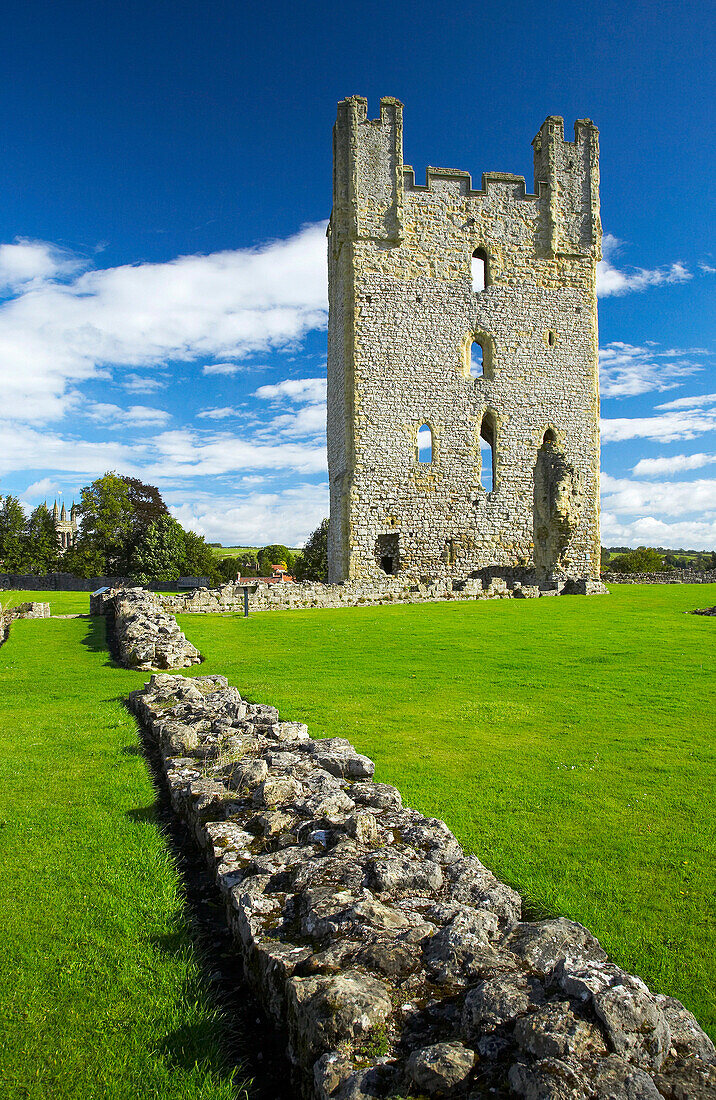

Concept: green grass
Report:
left=210, top=546, right=301, bottom=559
left=0, top=615, right=243, bottom=1099
left=175, top=583, right=716, bottom=1038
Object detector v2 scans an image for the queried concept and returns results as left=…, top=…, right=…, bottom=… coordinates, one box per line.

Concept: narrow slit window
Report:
left=470, top=339, right=484, bottom=378
left=480, top=411, right=497, bottom=493
left=417, top=424, right=433, bottom=463
left=471, top=248, right=488, bottom=293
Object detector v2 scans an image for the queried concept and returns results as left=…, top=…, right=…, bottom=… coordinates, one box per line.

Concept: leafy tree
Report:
left=121, top=477, right=169, bottom=547
left=61, top=541, right=108, bottom=579
left=78, top=472, right=133, bottom=573
left=0, top=496, right=28, bottom=571
left=130, top=515, right=187, bottom=584
left=23, top=504, right=60, bottom=573
left=181, top=528, right=219, bottom=584
left=257, top=544, right=294, bottom=575
left=605, top=546, right=667, bottom=573
left=237, top=552, right=258, bottom=575
left=130, top=516, right=219, bottom=585
left=216, top=556, right=243, bottom=582
left=294, top=518, right=328, bottom=582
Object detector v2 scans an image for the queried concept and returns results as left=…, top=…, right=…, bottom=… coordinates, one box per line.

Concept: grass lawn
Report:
left=177, top=583, right=716, bottom=1039
left=0, top=614, right=243, bottom=1099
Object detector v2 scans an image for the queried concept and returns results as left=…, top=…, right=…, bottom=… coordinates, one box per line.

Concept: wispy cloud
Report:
left=84, top=402, right=171, bottom=428
left=0, top=221, right=328, bottom=423
left=122, top=373, right=167, bottom=393
left=0, top=422, right=326, bottom=481
left=197, top=406, right=242, bottom=420
left=596, top=234, right=692, bottom=298
left=655, top=392, right=716, bottom=411
left=600, top=407, right=716, bottom=443
left=599, top=341, right=706, bottom=398
left=202, top=362, right=249, bottom=375
left=633, top=453, right=716, bottom=476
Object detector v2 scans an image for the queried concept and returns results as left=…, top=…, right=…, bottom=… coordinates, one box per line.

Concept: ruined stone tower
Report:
left=327, top=96, right=602, bottom=585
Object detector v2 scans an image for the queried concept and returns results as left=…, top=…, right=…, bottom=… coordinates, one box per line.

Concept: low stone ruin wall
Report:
left=605, top=570, right=716, bottom=585
left=92, top=587, right=201, bottom=670
left=128, top=671, right=715, bottom=1100
left=0, top=600, right=50, bottom=645
left=160, top=573, right=607, bottom=617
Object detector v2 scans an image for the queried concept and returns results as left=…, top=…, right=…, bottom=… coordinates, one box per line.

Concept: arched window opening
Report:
left=471, top=248, right=489, bottom=293
left=543, top=427, right=558, bottom=445
left=480, top=411, right=497, bottom=493
left=417, top=424, right=433, bottom=463
left=470, top=339, right=484, bottom=378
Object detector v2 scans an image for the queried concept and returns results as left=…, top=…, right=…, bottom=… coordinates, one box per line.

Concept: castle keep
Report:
left=327, top=97, right=602, bottom=585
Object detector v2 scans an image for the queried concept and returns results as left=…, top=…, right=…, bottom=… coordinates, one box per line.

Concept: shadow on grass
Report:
left=121, top=743, right=142, bottom=756
left=81, top=616, right=123, bottom=666
left=126, top=803, right=160, bottom=824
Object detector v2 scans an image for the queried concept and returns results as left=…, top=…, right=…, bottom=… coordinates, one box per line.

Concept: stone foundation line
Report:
left=159, top=572, right=607, bottom=618
left=94, top=588, right=715, bottom=1099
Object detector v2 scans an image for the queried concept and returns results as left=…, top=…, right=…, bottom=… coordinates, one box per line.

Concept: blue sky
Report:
left=0, top=0, right=714, bottom=548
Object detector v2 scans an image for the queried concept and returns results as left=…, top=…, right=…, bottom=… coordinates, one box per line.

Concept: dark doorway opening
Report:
left=376, top=533, right=399, bottom=575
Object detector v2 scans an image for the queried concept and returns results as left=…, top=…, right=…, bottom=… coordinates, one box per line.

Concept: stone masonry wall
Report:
left=328, top=98, right=602, bottom=587
left=129, top=670, right=715, bottom=1100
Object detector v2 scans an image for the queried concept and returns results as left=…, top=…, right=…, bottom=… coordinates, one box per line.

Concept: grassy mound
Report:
left=0, top=615, right=243, bottom=1099
left=177, top=583, right=716, bottom=1038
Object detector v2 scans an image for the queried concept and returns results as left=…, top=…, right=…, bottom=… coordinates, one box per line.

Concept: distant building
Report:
left=52, top=500, right=79, bottom=551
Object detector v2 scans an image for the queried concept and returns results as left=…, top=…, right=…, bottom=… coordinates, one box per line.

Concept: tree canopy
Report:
left=294, top=518, right=328, bottom=582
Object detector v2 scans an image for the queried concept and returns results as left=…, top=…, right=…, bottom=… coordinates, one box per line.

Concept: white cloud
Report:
left=0, top=238, right=83, bottom=292
left=254, top=377, right=327, bottom=403
left=0, top=221, right=328, bottom=422
left=22, top=476, right=64, bottom=499
left=261, top=404, right=326, bottom=440
left=633, top=453, right=716, bottom=476
left=600, top=512, right=716, bottom=551
left=596, top=234, right=692, bottom=298
left=197, top=406, right=241, bottom=419
left=599, top=341, right=706, bottom=398
left=168, top=482, right=329, bottom=547
left=0, top=424, right=146, bottom=478
left=600, top=473, right=716, bottom=517
left=600, top=407, right=716, bottom=443
left=655, top=392, right=716, bottom=411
